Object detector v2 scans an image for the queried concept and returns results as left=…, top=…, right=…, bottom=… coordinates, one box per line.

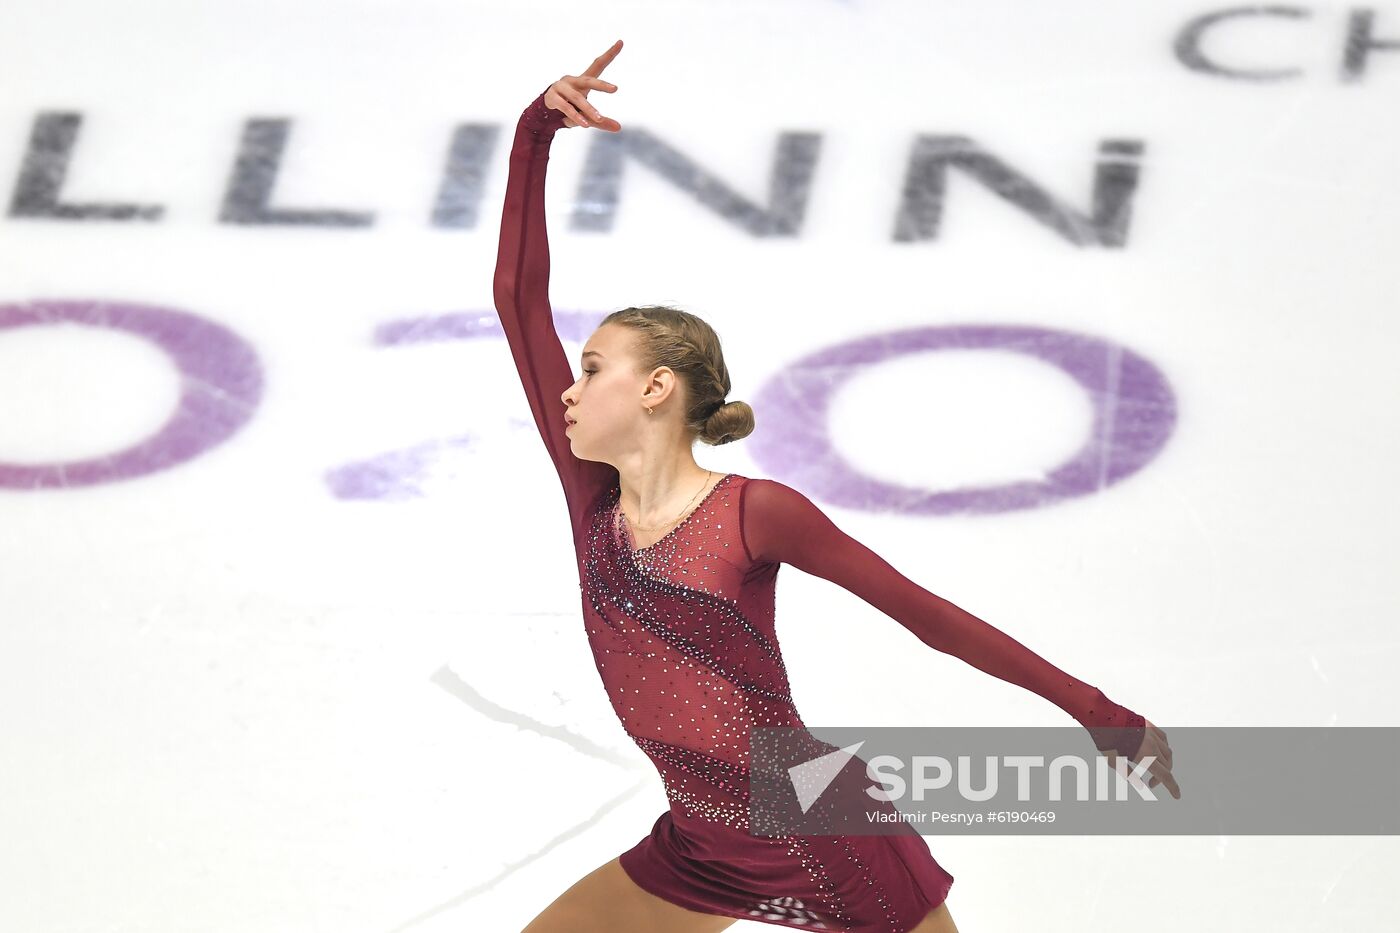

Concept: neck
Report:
left=615, top=455, right=715, bottom=525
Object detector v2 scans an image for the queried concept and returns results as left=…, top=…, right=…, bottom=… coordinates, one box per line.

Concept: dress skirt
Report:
left=618, top=807, right=954, bottom=932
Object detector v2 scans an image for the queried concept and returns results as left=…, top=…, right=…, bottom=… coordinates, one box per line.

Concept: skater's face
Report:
left=561, top=323, right=688, bottom=462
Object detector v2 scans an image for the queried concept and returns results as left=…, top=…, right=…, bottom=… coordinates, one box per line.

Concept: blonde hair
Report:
left=599, top=305, right=755, bottom=446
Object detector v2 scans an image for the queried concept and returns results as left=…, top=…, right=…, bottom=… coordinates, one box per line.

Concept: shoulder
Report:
left=737, top=475, right=812, bottom=507
left=734, top=476, right=828, bottom=564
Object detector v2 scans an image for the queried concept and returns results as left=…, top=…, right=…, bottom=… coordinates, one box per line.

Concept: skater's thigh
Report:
left=520, top=855, right=736, bottom=933
left=908, top=899, right=961, bottom=933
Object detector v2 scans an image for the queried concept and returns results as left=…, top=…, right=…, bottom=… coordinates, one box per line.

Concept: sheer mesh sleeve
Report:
left=492, top=85, right=617, bottom=536
left=739, top=478, right=1146, bottom=760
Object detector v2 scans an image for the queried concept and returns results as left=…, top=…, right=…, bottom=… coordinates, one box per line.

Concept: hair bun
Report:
left=700, top=398, right=754, bottom=447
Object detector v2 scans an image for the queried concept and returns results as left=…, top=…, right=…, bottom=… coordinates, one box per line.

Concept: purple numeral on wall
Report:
left=747, top=324, right=1176, bottom=514
left=0, top=300, right=263, bottom=488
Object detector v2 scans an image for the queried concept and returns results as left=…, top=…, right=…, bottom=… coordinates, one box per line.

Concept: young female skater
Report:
left=493, top=40, right=1178, bottom=933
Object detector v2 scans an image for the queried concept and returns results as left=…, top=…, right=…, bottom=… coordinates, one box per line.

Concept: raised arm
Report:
left=491, top=74, right=620, bottom=535
left=739, top=478, right=1154, bottom=763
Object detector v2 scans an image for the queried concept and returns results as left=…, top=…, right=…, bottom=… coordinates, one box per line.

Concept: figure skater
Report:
left=493, top=40, right=1178, bottom=933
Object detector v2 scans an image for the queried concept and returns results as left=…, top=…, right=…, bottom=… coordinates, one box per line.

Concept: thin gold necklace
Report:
left=620, top=470, right=715, bottom=532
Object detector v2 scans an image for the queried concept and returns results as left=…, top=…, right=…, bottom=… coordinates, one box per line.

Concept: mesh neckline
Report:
left=615, top=472, right=737, bottom=554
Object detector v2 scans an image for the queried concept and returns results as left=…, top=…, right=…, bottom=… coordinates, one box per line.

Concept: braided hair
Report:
left=598, top=305, right=755, bottom=446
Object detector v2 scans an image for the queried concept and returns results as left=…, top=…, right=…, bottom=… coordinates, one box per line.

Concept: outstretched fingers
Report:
left=1139, top=729, right=1181, bottom=799
left=548, top=40, right=623, bottom=132
left=1147, top=758, right=1182, bottom=799
left=562, top=84, right=607, bottom=124
left=584, top=39, right=623, bottom=77
left=562, top=77, right=622, bottom=131
left=555, top=87, right=595, bottom=126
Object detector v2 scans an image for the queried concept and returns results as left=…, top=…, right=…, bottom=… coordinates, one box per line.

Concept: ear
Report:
left=642, top=366, right=679, bottom=406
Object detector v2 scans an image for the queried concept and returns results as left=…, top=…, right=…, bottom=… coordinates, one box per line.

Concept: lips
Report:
left=565, top=414, right=577, bottom=425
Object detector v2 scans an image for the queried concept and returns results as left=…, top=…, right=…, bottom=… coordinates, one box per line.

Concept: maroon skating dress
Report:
left=493, top=85, right=1147, bottom=932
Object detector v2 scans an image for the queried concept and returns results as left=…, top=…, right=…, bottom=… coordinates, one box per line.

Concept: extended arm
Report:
left=739, top=478, right=1146, bottom=759
left=491, top=86, right=617, bottom=534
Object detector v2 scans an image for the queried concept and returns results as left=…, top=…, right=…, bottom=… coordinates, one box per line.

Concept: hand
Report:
left=1104, top=718, right=1180, bottom=799
left=544, top=39, right=624, bottom=132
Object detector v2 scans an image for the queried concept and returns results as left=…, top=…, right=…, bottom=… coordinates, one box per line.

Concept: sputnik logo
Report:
left=788, top=740, right=867, bottom=813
